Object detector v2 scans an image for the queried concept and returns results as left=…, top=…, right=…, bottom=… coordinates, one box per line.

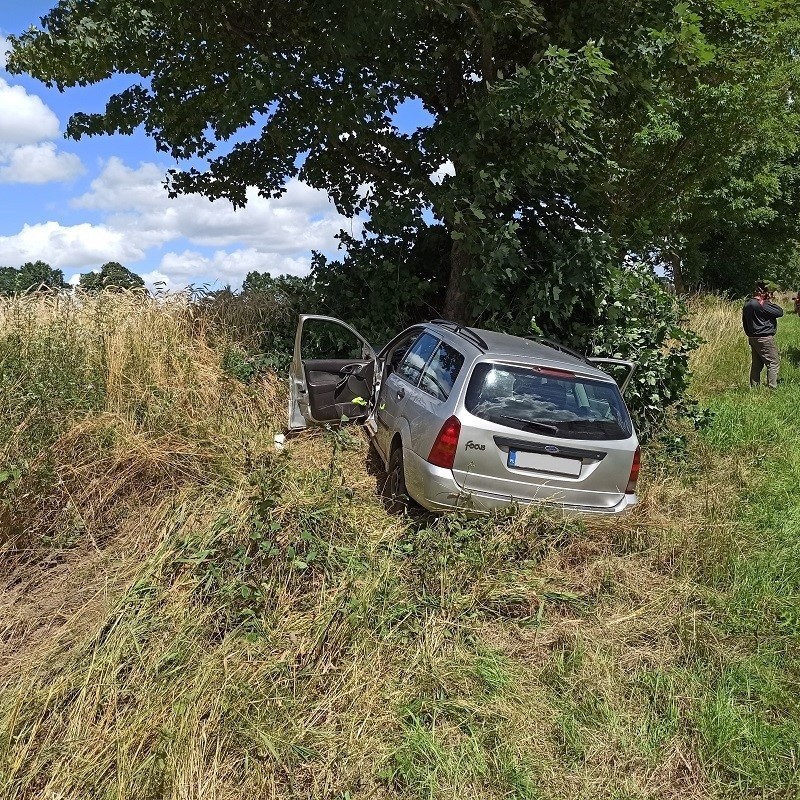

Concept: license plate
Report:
left=508, top=449, right=582, bottom=476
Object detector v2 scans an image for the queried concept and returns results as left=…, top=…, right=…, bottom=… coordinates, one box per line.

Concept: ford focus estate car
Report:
left=289, top=316, right=640, bottom=515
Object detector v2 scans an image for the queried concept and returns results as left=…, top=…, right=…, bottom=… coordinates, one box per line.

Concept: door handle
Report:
left=396, top=387, right=405, bottom=400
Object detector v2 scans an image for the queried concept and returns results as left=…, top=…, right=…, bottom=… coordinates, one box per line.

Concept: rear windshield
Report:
left=465, top=363, right=633, bottom=441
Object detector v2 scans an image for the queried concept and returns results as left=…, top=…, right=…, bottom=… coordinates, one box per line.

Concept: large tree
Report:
left=10, top=0, right=764, bottom=319
left=0, top=261, right=66, bottom=296
left=79, top=261, right=146, bottom=291
left=592, top=4, right=800, bottom=293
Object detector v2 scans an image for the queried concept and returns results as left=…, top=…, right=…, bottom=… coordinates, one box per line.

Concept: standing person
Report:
left=742, top=280, right=783, bottom=389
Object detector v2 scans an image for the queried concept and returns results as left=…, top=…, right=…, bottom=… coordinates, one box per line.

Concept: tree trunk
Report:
left=442, top=236, right=472, bottom=323
left=670, top=250, right=685, bottom=295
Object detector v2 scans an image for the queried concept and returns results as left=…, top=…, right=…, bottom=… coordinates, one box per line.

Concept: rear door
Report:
left=373, top=328, right=424, bottom=457
left=586, top=358, right=637, bottom=394
left=288, top=315, right=377, bottom=430
left=401, top=336, right=466, bottom=456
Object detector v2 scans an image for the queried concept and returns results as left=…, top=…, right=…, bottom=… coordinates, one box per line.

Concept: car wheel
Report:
left=386, top=446, right=409, bottom=513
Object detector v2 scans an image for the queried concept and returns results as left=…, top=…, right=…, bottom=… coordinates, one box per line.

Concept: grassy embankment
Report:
left=0, top=291, right=797, bottom=799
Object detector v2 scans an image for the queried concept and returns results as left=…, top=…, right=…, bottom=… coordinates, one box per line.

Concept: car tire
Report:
left=386, top=446, right=410, bottom=513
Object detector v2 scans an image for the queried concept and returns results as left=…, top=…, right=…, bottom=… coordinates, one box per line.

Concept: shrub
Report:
left=576, top=264, right=709, bottom=439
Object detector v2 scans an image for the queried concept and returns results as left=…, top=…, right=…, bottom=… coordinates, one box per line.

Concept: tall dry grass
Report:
left=686, top=294, right=750, bottom=395
left=0, top=291, right=282, bottom=541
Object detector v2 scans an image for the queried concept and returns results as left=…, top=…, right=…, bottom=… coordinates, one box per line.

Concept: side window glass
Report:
left=419, top=342, right=465, bottom=401
left=302, top=319, right=365, bottom=360
left=389, top=332, right=420, bottom=372
left=396, top=332, right=438, bottom=386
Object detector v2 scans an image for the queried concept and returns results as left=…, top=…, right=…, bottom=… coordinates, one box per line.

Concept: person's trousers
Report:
left=748, top=335, right=780, bottom=388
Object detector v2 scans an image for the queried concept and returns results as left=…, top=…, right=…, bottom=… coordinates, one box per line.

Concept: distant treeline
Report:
left=0, top=261, right=144, bottom=296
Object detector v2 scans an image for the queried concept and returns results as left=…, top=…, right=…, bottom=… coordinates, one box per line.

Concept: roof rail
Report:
left=429, top=319, right=488, bottom=352
left=524, top=336, right=589, bottom=364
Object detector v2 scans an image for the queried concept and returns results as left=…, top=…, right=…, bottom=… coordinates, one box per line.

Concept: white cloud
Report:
left=74, top=158, right=356, bottom=254
left=140, top=249, right=310, bottom=291
left=0, top=221, right=144, bottom=269
left=0, top=77, right=60, bottom=145
left=1, top=150, right=356, bottom=286
left=74, top=159, right=172, bottom=212
left=63, top=157, right=358, bottom=287
left=0, top=74, right=85, bottom=184
left=0, top=36, right=9, bottom=70
left=430, top=160, right=456, bottom=184
left=137, top=269, right=174, bottom=291
left=0, top=142, right=84, bottom=183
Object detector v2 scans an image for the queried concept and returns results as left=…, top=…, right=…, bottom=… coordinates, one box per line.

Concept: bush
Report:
left=575, top=264, right=708, bottom=439
left=475, top=253, right=707, bottom=440
left=195, top=275, right=315, bottom=371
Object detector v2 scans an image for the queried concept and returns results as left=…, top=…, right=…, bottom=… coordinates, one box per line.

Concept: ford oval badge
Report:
left=545, top=445, right=559, bottom=454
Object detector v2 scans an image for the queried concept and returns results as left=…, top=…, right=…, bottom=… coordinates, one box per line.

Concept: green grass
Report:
left=0, top=292, right=799, bottom=799
left=686, top=310, right=800, bottom=796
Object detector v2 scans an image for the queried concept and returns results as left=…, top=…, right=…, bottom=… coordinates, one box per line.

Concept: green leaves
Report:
left=0, top=467, right=23, bottom=493
left=79, top=262, right=145, bottom=292
left=9, top=0, right=800, bottom=360
left=582, top=264, right=706, bottom=439
left=7, top=0, right=744, bottom=251
left=0, top=261, right=65, bottom=297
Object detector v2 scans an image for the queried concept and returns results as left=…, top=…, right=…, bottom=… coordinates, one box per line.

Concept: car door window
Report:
left=301, top=318, right=365, bottom=360
left=419, top=341, right=465, bottom=401
left=396, top=332, right=439, bottom=386
left=387, top=331, right=420, bottom=373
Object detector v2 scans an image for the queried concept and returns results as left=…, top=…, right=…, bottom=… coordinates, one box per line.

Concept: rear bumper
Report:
left=403, top=448, right=636, bottom=516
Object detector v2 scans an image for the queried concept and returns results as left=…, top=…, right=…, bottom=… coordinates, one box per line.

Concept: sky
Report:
left=0, top=1, right=429, bottom=291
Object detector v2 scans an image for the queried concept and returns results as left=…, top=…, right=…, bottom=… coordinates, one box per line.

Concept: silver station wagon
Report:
left=289, top=316, right=640, bottom=515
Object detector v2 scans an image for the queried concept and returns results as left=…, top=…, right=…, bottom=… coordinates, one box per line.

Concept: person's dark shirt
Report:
left=742, top=297, right=784, bottom=337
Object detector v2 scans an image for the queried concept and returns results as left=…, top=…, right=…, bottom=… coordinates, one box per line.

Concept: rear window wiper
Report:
left=499, top=414, right=559, bottom=433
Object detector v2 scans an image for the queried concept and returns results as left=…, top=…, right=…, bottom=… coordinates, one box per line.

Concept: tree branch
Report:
left=624, top=138, right=691, bottom=215
left=327, top=136, right=426, bottom=189
left=461, top=2, right=496, bottom=83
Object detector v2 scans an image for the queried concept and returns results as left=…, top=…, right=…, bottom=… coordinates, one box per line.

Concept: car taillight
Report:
left=626, top=446, right=641, bottom=494
left=427, top=416, right=461, bottom=469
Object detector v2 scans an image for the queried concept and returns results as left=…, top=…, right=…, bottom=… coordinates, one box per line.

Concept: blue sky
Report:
left=0, top=1, right=432, bottom=290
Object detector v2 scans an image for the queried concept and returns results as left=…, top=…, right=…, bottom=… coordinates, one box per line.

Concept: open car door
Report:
left=586, top=358, right=637, bottom=395
left=288, top=315, right=378, bottom=431
left=525, top=337, right=637, bottom=395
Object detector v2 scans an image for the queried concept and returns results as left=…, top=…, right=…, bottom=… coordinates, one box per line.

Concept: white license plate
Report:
left=508, top=449, right=582, bottom=476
